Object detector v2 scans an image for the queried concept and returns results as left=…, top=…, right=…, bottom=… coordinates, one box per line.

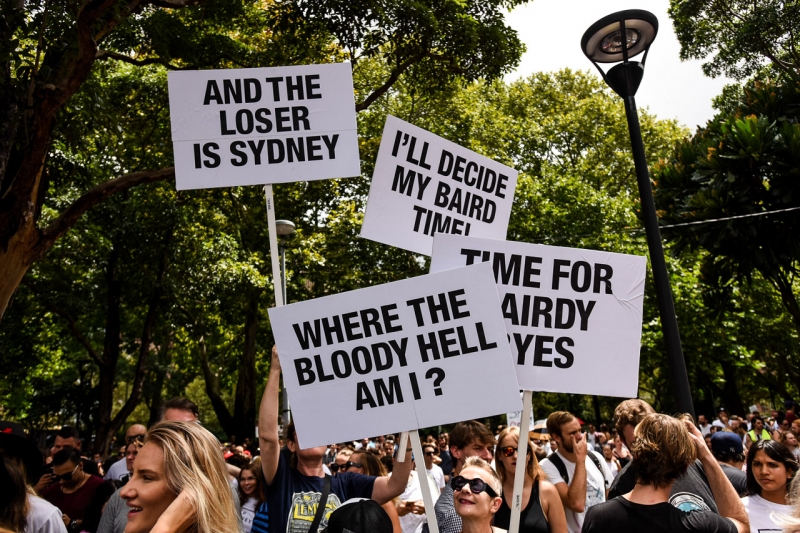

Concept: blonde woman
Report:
left=493, top=427, right=566, bottom=533
left=120, top=420, right=238, bottom=533
left=452, top=457, right=503, bottom=533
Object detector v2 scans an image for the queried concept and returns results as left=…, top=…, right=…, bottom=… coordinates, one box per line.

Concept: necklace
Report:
left=61, top=472, right=89, bottom=494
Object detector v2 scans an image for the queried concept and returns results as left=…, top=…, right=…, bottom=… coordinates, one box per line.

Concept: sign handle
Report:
left=396, top=432, right=409, bottom=463
left=508, top=390, right=533, bottom=533
left=410, top=429, right=440, bottom=533
left=264, top=184, right=284, bottom=308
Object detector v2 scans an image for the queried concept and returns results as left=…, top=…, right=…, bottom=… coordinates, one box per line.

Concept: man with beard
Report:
left=540, top=411, right=612, bottom=533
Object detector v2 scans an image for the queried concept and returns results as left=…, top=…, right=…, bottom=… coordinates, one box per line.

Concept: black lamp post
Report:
left=581, top=10, right=694, bottom=416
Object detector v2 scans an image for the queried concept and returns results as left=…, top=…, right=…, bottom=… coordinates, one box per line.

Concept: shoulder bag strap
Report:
left=308, top=474, right=332, bottom=533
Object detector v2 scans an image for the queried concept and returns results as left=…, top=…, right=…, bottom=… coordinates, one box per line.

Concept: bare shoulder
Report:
left=539, top=480, right=560, bottom=498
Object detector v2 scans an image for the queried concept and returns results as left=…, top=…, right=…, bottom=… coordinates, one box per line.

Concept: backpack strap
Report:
left=587, top=451, right=609, bottom=488
left=547, top=452, right=570, bottom=484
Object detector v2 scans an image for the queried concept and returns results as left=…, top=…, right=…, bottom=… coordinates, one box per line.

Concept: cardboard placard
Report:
left=360, top=116, right=518, bottom=256
left=267, top=262, right=522, bottom=448
left=168, top=62, right=360, bottom=190
left=430, top=235, right=646, bottom=397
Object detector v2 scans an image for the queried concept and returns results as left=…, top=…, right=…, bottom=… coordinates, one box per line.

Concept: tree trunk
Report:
left=233, top=293, right=259, bottom=441
left=92, top=244, right=122, bottom=455
left=719, top=360, right=745, bottom=416
left=197, top=332, right=237, bottom=437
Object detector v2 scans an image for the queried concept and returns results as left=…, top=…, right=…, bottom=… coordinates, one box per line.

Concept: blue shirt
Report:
left=266, top=451, right=376, bottom=533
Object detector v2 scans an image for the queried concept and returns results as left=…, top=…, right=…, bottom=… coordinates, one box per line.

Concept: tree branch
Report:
left=95, top=49, right=181, bottom=70
left=150, top=0, right=201, bottom=8
left=37, top=167, right=174, bottom=258
left=355, top=53, right=427, bottom=112
left=21, top=279, right=104, bottom=367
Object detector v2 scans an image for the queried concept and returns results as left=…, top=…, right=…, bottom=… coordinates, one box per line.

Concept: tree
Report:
left=651, top=77, right=800, bottom=405
left=669, top=0, right=800, bottom=80
left=0, top=0, right=526, bottom=321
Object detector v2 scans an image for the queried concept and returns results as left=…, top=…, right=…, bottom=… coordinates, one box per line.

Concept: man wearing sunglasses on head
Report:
left=451, top=456, right=504, bottom=533
left=422, top=420, right=495, bottom=533
left=41, top=448, right=104, bottom=530
left=103, top=424, right=146, bottom=482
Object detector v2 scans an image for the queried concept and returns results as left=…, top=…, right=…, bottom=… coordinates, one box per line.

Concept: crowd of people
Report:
left=2, top=348, right=800, bottom=533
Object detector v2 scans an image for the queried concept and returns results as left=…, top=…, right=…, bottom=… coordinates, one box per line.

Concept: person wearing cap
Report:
left=710, top=432, right=747, bottom=496
left=0, top=420, right=68, bottom=533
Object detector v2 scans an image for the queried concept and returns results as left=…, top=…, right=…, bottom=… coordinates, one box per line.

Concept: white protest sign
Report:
left=430, top=235, right=646, bottom=397
left=168, top=62, right=360, bottom=190
left=360, top=115, right=518, bottom=256
left=267, top=262, right=522, bottom=448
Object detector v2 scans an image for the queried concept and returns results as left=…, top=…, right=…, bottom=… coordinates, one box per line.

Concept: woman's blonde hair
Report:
left=494, top=426, right=544, bottom=483
left=145, top=421, right=238, bottom=533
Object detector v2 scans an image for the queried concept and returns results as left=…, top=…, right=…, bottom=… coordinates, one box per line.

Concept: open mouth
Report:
left=127, top=505, right=143, bottom=516
left=458, top=498, right=475, bottom=505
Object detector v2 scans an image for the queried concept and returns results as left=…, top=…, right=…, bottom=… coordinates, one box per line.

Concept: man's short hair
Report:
left=159, top=398, right=200, bottom=420
left=546, top=411, right=576, bottom=439
left=751, top=415, right=764, bottom=424
left=630, top=414, right=695, bottom=488
left=449, top=420, right=494, bottom=451
left=614, top=399, right=655, bottom=445
left=56, top=426, right=80, bottom=442
left=52, top=447, right=82, bottom=467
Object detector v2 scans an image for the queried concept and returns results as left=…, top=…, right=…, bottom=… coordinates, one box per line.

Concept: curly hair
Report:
left=630, top=414, right=696, bottom=489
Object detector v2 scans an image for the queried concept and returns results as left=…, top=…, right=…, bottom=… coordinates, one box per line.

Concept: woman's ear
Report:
left=490, top=496, right=503, bottom=514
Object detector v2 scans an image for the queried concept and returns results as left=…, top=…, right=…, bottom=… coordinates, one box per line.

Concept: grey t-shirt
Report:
left=719, top=463, right=747, bottom=497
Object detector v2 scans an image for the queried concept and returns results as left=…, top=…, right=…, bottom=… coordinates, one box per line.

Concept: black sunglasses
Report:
left=330, top=461, right=363, bottom=472
left=424, top=451, right=435, bottom=456
left=126, top=435, right=145, bottom=444
left=450, top=475, right=498, bottom=498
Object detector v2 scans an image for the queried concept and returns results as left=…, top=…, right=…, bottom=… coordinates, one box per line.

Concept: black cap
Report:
left=0, top=421, right=44, bottom=483
left=325, top=499, right=393, bottom=533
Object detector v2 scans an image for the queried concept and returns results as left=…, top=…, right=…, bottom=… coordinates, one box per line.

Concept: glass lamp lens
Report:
left=600, top=28, right=640, bottom=53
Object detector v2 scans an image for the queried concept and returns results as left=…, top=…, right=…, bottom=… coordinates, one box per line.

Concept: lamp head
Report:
left=581, top=10, right=658, bottom=98
left=275, top=220, right=296, bottom=237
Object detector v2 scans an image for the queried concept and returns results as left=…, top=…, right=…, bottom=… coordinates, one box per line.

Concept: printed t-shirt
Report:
left=583, top=497, right=737, bottom=533
left=241, top=497, right=258, bottom=533
left=42, top=474, right=105, bottom=522
left=742, top=494, right=792, bottom=532
left=609, top=460, right=719, bottom=513
left=540, top=450, right=612, bottom=533
left=266, top=451, right=375, bottom=533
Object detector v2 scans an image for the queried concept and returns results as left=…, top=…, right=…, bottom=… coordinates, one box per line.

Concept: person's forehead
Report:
left=135, top=443, right=165, bottom=472
left=241, top=471, right=256, bottom=479
left=54, top=435, right=76, bottom=444
left=469, top=439, right=492, bottom=448
left=460, top=466, right=490, bottom=482
left=563, top=420, right=581, bottom=432
left=53, top=461, right=78, bottom=473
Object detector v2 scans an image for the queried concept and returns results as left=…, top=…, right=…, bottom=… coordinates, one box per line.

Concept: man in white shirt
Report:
left=540, top=411, right=612, bottom=533
left=697, top=414, right=713, bottom=437
left=422, top=443, right=445, bottom=490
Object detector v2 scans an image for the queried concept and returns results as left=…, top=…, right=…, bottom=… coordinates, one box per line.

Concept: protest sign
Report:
left=430, top=235, right=646, bottom=397
left=168, top=62, right=360, bottom=190
left=267, top=262, right=522, bottom=448
left=360, top=115, right=518, bottom=256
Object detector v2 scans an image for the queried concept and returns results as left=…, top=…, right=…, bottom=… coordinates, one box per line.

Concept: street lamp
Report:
left=582, top=10, right=694, bottom=416
left=275, top=219, right=296, bottom=426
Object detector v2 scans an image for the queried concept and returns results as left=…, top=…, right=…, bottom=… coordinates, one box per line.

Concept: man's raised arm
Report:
left=260, top=345, right=282, bottom=485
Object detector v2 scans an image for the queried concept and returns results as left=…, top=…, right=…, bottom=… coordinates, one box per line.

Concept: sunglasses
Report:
left=500, top=446, right=532, bottom=458
left=52, top=464, right=80, bottom=482
left=126, top=435, right=145, bottom=444
left=330, top=461, right=363, bottom=472
left=450, top=475, right=498, bottom=498
left=424, top=451, right=435, bottom=456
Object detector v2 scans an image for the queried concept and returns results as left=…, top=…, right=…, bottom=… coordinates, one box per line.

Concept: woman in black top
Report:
left=493, top=427, right=567, bottom=533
